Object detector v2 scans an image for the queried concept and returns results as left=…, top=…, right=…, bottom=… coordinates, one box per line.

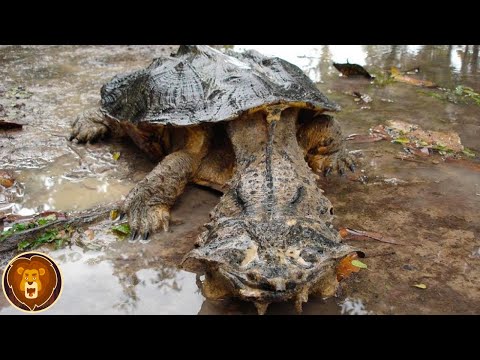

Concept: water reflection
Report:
left=235, top=45, right=480, bottom=88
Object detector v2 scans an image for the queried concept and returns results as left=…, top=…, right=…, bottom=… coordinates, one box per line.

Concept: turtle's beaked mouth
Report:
left=182, top=216, right=361, bottom=314
left=198, top=259, right=343, bottom=315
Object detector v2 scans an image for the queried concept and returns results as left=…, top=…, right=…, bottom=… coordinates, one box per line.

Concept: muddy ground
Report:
left=0, top=45, right=479, bottom=314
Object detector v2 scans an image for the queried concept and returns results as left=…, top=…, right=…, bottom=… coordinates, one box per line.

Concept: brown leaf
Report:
left=84, top=229, right=95, bottom=241
left=336, top=253, right=361, bottom=281
left=0, top=171, right=15, bottom=188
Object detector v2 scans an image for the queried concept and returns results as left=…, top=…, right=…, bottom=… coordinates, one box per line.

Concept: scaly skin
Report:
left=182, top=108, right=356, bottom=313
left=69, top=106, right=357, bottom=312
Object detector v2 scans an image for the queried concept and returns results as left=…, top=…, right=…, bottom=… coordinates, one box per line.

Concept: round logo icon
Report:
left=2, top=252, right=62, bottom=312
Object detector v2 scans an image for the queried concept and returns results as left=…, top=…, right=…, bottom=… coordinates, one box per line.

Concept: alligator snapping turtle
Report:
left=69, top=45, right=359, bottom=314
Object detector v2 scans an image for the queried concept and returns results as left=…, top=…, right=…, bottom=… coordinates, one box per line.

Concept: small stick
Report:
left=0, top=201, right=123, bottom=252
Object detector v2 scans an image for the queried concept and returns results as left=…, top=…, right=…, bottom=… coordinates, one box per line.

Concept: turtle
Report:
left=69, top=45, right=360, bottom=314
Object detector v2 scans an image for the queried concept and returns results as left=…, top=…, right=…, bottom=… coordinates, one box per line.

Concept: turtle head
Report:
left=182, top=217, right=357, bottom=314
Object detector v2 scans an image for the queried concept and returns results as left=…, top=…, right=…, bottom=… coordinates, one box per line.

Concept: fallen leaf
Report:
left=392, top=137, right=410, bottom=144
left=112, top=223, right=130, bottom=236
left=112, top=152, right=121, bottom=161
left=413, top=283, right=427, bottom=289
left=336, top=253, right=360, bottom=281
left=84, top=229, right=95, bottom=240
left=0, top=171, right=15, bottom=188
left=351, top=259, right=368, bottom=269
left=0, top=120, right=23, bottom=131
left=390, top=67, right=436, bottom=88
left=110, top=209, right=119, bottom=220
left=333, top=63, right=373, bottom=79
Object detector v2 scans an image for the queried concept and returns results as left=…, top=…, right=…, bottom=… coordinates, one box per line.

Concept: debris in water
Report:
left=371, top=120, right=466, bottom=157
left=419, top=85, right=480, bottom=107
left=404, top=67, right=420, bottom=75
left=333, top=62, right=373, bottom=79
left=390, top=67, right=437, bottom=88
left=346, top=133, right=384, bottom=144
left=353, top=91, right=373, bottom=103
left=384, top=177, right=407, bottom=186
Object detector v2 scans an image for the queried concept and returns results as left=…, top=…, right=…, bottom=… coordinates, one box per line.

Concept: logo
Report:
left=2, top=252, right=62, bottom=312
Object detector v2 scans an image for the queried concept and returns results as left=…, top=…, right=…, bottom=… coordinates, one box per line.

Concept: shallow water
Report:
left=0, top=45, right=479, bottom=314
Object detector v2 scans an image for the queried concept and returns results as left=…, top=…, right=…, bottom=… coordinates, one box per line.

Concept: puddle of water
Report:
left=1, top=45, right=479, bottom=315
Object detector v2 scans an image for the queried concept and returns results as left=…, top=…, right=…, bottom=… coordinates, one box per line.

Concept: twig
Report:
left=0, top=201, right=123, bottom=252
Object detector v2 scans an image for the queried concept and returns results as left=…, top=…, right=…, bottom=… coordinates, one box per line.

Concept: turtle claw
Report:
left=130, top=230, right=138, bottom=242
left=311, top=149, right=357, bottom=177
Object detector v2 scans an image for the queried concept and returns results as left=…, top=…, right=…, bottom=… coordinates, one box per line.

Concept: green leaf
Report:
left=18, top=240, right=31, bottom=251
left=392, top=137, right=410, bottom=144
left=14, top=223, right=27, bottom=231
left=112, top=152, right=121, bottom=161
left=351, top=259, right=368, bottom=269
left=112, top=223, right=130, bottom=236
left=413, top=283, right=427, bottom=289
left=36, top=214, right=57, bottom=226
left=462, top=148, right=476, bottom=158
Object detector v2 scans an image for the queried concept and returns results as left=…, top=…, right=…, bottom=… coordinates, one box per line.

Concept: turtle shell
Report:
left=100, top=45, right=340, bottom=126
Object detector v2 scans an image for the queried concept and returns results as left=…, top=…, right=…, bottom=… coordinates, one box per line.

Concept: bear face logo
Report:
left=2, top=252, right=62, bottom=312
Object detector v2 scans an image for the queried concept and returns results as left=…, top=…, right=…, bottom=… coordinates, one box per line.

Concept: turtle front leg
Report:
left=123, top=126, right=210, bottom=241
left=297, top=114, right=356, bottom=176
left=69, top=109, right=125, bottom=143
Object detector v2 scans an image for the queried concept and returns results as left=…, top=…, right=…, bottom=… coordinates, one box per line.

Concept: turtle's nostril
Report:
left=268, top=278, right=286, bottom=291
